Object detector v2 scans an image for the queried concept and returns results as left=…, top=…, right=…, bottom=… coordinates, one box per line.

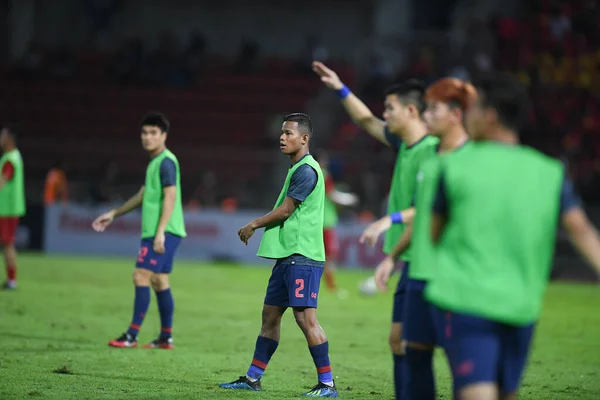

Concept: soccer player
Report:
left=0, top=127, right=25, bottom=290
left=313, top=61, right=438, bottom=399
left=369, top=78, right=476, bottom=400
left=219, top=113, right=338, bottom=398
left=92, top=112, right=186, bottom=349
left=421, top=73, right=600, bottom=400
left=316, top=150, right=358, bottom=294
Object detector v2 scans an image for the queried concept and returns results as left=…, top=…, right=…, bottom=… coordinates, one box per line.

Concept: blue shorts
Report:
left=392, top=262, right=409, bottom=323
left=403, top=279, right=442, bottom=346
left=264, top=255, right=324, bottom=308
left=135, top=233, right=182, bottom=274
left=433, top=307, right=535, bottom=394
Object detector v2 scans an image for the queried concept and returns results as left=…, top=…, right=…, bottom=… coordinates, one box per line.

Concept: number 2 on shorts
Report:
left=295, top=278, right=305, bottom=298
left=138, top=246, right=149, bottom=263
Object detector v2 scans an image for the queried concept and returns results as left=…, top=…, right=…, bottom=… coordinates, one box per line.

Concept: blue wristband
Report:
left=337, top=85, right=351, bottom=99
left=390, top=212, right=403, bottom=224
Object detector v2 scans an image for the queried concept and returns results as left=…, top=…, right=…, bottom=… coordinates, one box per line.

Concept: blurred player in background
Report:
left=92, top=112, right=186, bottom=349
left=364, top=78, right=475, bottom=400
left=316, top=149, right=358, bottom=296
left=44, top=159, right=69, bottom=205
left=313, top=61, right=438, bottom=400
left=422, top=73, right=600, bottom=400
left=0, top=127, right=25, bottom=290
left=220, top=113, right=338, bottom=397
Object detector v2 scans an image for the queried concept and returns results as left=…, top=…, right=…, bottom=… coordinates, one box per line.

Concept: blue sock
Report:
left=405, top=347, right=435, bottom=400
left=246, top=336, right=279, bottom=380
left=309, top=342, right=333, bottom=384
left=156, top=288, right=174, bottom=338
left=126, top=286, right=150, bottom=337
left=393, top=354, right=406, bottom=400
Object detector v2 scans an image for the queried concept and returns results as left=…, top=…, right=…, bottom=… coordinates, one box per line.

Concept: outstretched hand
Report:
left=359, top=216, right=392, bottom=247
left=92, top=210, right=115, bottom=232
left=312, top=61, right=344, bottom=91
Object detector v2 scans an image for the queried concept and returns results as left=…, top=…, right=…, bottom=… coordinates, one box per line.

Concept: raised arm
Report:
left=313, top=61, right=389, bottom=146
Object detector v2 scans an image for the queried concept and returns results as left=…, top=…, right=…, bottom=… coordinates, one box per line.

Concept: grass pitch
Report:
left=1, top=254, right=599, bottom=399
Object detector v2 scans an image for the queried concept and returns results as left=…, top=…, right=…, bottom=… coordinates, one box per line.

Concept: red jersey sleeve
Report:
left=1, top=161, right=14, bottom=181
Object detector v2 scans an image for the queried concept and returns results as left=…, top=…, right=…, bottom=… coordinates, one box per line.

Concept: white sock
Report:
left=246, top=375, right=258, bottom=383
left=322, top=381, right=334, bottom=387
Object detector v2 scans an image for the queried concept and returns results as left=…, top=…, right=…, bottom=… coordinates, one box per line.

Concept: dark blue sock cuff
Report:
left=256, top=336, right=279, bottom=357
left=309, top=342, right=329, bottom=359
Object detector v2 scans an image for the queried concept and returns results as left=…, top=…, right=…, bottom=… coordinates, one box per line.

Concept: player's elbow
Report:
left=280, top=206, right=293, bottom=219
left=355, top=115, right=376, bottom=130
left=279, top=203, right=297, bottom=220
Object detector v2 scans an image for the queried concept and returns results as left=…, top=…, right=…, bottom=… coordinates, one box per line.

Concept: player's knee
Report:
left=293, top=308, right=319, bottom=331
left=261, top=307, right=283, bottom=330
left=132, top=268, right=152, bottom=286
left=151, top=274, right=169, bottom=292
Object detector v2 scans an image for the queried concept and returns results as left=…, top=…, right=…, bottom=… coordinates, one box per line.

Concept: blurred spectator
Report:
left=183, top=31, right=208, bottom=82
left=88, top=160, right=120, bottom=205
left=82, top=0, right=122, bottom=49
left=145, top=32, right=189, bottom=86
left=297, top=35, right=329, bottom=74
left=401, top=45, right=436, bottom=83
left=44, top=160, right=69, bottom=205
left=549, top=4, right=571, bottom=40
left=108, top=38, right=144, bottom=85
left=186, top=171, right=218, bottom=210
left=361, top=53, right=394, bottom=101
left=17, top=42, right=44, bottom=80
left=234, top=40, right=260, bottom=74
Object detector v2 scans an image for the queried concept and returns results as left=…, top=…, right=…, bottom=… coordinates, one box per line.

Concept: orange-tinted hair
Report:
left=425, top=78, right=477, bottom=111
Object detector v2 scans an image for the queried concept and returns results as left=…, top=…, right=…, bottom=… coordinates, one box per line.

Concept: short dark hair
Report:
left=384, top=79, right=427, bottom=114
left=1, top=125, right=17, bottom=142
left=283, top=113, right=313, bottom=135
left=141, top=112, right=170, bottom=133
left=473, top=73, right=530, bottom=132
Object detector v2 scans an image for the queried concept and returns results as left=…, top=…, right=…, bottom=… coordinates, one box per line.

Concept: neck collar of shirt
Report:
left=291, top=153, right=311, bottom=167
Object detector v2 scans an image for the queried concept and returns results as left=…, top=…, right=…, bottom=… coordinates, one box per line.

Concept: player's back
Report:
left=426, top=141, right=563, bottom=325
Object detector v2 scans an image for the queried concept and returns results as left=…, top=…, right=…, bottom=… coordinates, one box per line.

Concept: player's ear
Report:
left=406, top=104, right=419, bottom=119
left=454, top=107, right=463, bottom=123
left=302, top=133, right=309, bottom=145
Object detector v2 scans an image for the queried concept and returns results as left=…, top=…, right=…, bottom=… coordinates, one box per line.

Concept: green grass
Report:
left=1, top=254, right=599, bottom=399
